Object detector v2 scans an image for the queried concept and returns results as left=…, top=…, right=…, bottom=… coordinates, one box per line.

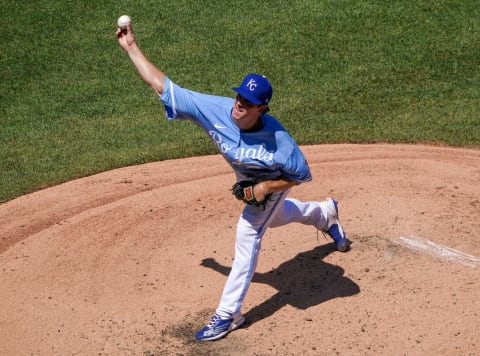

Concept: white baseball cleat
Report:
left=195, top=313, right=245, bottom=341
left=324, top=198, right=351, bottom=252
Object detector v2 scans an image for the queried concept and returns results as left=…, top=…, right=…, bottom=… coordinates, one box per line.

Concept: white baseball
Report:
left=117, top=15, right=131, bottom=30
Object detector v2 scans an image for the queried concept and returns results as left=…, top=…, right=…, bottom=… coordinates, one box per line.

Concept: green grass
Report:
left=1, top=0, right=479, bottom=202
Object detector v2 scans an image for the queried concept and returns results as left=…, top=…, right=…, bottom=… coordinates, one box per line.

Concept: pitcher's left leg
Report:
left=216, top=190, right=289, bottom=316
left=195, top=190, right=289, bottom=341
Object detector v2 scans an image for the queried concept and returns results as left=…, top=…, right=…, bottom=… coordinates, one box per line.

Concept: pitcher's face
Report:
left=232, top=94, right=266, bottom=130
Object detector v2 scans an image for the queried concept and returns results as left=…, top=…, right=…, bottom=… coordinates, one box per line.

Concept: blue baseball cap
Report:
left=232, top=73, right=273, bottom=105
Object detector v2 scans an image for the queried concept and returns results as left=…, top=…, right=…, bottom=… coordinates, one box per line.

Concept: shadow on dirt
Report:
left=201, top=243, right=360, bottom=326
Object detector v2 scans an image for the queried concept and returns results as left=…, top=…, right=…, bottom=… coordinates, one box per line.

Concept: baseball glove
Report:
left=231, top=181, right=272, bottom=208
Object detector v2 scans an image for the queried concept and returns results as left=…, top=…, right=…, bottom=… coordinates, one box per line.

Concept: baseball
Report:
left=117, top=15, right=131, bottom=30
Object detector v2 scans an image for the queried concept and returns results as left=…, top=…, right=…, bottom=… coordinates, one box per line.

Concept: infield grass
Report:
left=1, top=0, right=479, bottom=202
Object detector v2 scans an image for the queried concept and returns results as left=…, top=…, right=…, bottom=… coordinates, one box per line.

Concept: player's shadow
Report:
left=200, top=243, right=360, bottom=326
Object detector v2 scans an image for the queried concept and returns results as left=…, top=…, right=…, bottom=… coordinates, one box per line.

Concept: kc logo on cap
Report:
left=246, top=79, right=258, bottom=91
left=232, top=73, right=273, bottom=105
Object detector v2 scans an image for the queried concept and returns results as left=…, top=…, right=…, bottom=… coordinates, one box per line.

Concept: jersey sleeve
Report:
left=160, top=77, right=198, bottom=121
left=159, top=77, right=233, bottom=130
left=280, top=145, right=312, bottom=183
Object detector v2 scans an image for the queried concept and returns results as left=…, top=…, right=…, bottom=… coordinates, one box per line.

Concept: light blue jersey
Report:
left=160, top=77, right=312, bottom=183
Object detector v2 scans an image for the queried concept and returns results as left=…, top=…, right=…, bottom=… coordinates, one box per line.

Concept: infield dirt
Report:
left=1, top=144, right=479, bottom=355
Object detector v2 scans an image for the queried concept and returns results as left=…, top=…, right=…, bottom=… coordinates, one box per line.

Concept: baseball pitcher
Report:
left=116, top=21, right=351, bottom=342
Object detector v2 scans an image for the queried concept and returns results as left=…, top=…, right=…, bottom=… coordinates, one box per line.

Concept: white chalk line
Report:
left=395, top=235, right=480, bottom=268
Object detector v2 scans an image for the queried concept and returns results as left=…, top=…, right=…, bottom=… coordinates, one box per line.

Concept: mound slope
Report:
left=1, top=144, right=479, bottom=355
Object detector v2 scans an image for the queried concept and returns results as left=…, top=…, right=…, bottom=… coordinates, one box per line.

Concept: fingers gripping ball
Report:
left=231, top=181, right=272, bottom=208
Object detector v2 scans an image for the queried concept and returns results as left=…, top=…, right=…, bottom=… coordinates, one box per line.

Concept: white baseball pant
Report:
left=216, top=190, right=330, bottom=318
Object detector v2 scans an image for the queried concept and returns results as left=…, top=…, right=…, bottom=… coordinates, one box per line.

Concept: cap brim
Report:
left=232, top=87, right=263, bottom=105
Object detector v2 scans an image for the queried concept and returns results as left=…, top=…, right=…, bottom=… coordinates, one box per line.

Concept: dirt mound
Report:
left=1, top=144, right=479, bottom=355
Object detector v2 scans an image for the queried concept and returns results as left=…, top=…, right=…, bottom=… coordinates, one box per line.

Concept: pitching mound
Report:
left=1, top=144, right=479, bottom=355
